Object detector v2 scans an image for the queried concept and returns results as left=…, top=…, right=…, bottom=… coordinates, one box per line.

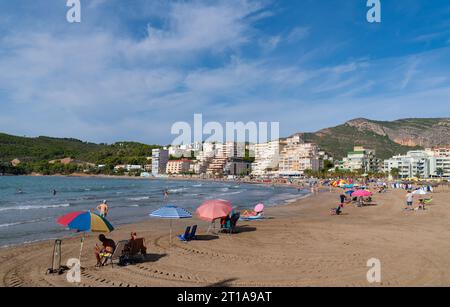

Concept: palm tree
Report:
left=390, top=168, right=400, bottom=180
left=436, top=167, right=444, bottom=180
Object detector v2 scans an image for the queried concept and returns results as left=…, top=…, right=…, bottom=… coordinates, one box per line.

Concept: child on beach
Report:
left=417, top=199, right=426, bottom=211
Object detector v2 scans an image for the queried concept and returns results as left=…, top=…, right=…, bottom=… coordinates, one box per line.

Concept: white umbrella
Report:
left=412, top=189, right=428, bottom=195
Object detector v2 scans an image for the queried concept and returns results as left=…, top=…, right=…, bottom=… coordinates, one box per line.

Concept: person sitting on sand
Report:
left=95, top=234, right=116, bottom=267
left=97, top=200, right=109, bottom=217
left=418, top=199, right=426, bottom=211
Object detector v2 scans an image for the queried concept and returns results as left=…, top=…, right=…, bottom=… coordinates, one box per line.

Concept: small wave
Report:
left=192, top=184, right=203, bottom=187
left=0, top=222, right=22, bottom=228
left=168, top=188, right=186, bottom=193
left=217, top=190, right=243, bottom=196
left=127, top=196, right=150, bottom=201
left=0, top=217, right=53, bottom=228
left=0, top=203, right=70, bottom=212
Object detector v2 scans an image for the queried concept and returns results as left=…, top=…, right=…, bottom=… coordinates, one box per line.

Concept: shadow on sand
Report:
left=234, top=226, right=257, bottom=233
left=207, top=278, right=238, bottom=287
left=137, top=253, right=167, bottom=264
left=194, top=235, right=220, bottom=241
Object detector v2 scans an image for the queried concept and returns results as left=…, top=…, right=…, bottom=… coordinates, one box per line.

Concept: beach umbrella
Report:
left=412, top=189, right=428, bottom=195
left=150, top=205, right=192, bottom=245
left=196, top=199, right=233, bottom=234
left=57, top=211, right=114, bottom=262
left=58, top=211, right=114, bottom=233
left=196, top=199, right=232, bottom=222
left=352, top=190, right=372, bottom=197
left=254, top=203, right=265, bottom=213
left=345, top=190, right=355, bottom=195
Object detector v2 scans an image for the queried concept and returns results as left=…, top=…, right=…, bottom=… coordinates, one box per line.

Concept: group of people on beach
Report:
left=405, top=190, right=428, bottom=211
left=94, top=231, right=147, bottom=267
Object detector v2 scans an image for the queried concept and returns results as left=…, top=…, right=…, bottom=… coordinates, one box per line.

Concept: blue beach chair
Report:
left=189, top=225, right=198, bottom=241
left=177, top=226, right=191, bottom=242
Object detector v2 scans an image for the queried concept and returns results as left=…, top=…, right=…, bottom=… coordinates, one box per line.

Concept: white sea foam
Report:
left=168, top=188, right=186, bottom=193
left=0, top=203, right=70, bottom=212
left=0, top=222, right=22, bottom=228
left=128, top=196, right=150, bottom=201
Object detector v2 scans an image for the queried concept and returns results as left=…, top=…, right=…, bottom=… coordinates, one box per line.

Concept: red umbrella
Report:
left=196, top=199, right=232, bottom=222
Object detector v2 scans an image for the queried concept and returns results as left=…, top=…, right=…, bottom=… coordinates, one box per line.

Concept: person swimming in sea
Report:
left=164, top=189, right=169, bottom=201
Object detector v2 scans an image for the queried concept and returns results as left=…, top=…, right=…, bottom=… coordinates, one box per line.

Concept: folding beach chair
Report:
left=177, top=226, right=191, bottom=242
left=104, top=240, right=128, bottom=268
left=128, top=238, right=147, bottom=257
left=189, top=225, right=198, bottom=241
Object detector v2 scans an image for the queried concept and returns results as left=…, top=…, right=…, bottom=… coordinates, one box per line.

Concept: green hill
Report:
left=0, top=133, right=161, bottom=169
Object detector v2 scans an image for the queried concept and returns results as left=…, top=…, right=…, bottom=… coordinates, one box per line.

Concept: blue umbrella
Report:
left=150, top=205, right=192, bottom=244
left=345, top=190, right=355, bottom=195
left=150, top=205, right=193, bottom=219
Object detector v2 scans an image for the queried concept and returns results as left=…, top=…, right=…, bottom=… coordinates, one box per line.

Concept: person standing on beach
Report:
left=405, top=191, right=414, bottom=211
left=340, top=193, right=346, bottom=205
left=97, top=200, right=109, bottom=217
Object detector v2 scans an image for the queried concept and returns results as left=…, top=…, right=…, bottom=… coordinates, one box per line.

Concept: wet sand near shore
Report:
left=1, top=187, right=449, bottom=287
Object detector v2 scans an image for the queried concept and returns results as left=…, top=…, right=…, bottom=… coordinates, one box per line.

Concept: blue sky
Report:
left=0, top=0, right=449, bottom=144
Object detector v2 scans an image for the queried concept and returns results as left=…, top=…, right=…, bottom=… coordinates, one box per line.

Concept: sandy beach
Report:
left=1, top=186, right=449, bottom=287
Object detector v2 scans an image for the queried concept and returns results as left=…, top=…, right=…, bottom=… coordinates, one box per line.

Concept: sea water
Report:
left=0, top=176, right=307, bottom=247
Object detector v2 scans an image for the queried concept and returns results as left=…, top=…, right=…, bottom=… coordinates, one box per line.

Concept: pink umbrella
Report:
left=196, top=199, right=232, bottom=222
left=352, top=190, right=372, bottom=197
left=254, top=203, right=264, bottom=213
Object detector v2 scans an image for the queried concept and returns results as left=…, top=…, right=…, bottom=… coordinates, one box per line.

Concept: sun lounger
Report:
left=240, top=214, right=264, bottom=221
left=177, top=226, right=191, bottom=242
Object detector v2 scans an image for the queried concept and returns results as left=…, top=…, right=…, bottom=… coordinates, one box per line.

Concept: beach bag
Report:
left=118, top=254, right=131, bottom=266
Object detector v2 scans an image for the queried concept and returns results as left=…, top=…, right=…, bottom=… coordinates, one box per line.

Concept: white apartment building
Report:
left=166, top=159, right=192, bottom=174
left=251, top=140, right=283, bottom=176
left=339, top=146, right=381, bottom=173
left=278, top=136, right=320, bottom=176
left=425, top=146, right=450, bottom=158
left=384, top=149, right=450, bottom=179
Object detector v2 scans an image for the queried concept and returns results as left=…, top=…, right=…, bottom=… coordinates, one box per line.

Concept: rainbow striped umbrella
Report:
left=57, top=211, right=114, bottom=263
left=58, top=211, right=114, bottom=233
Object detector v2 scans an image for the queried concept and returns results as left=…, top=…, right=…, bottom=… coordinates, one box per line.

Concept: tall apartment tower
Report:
left=152, top=149, right=169, bottom=176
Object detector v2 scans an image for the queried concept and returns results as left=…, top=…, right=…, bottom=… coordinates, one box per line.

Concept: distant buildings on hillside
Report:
left=384, top=147, right=450, bottom=179
left=337, top=146, right=382, bottom=174
left=107, top=140, right=450, bottom=179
